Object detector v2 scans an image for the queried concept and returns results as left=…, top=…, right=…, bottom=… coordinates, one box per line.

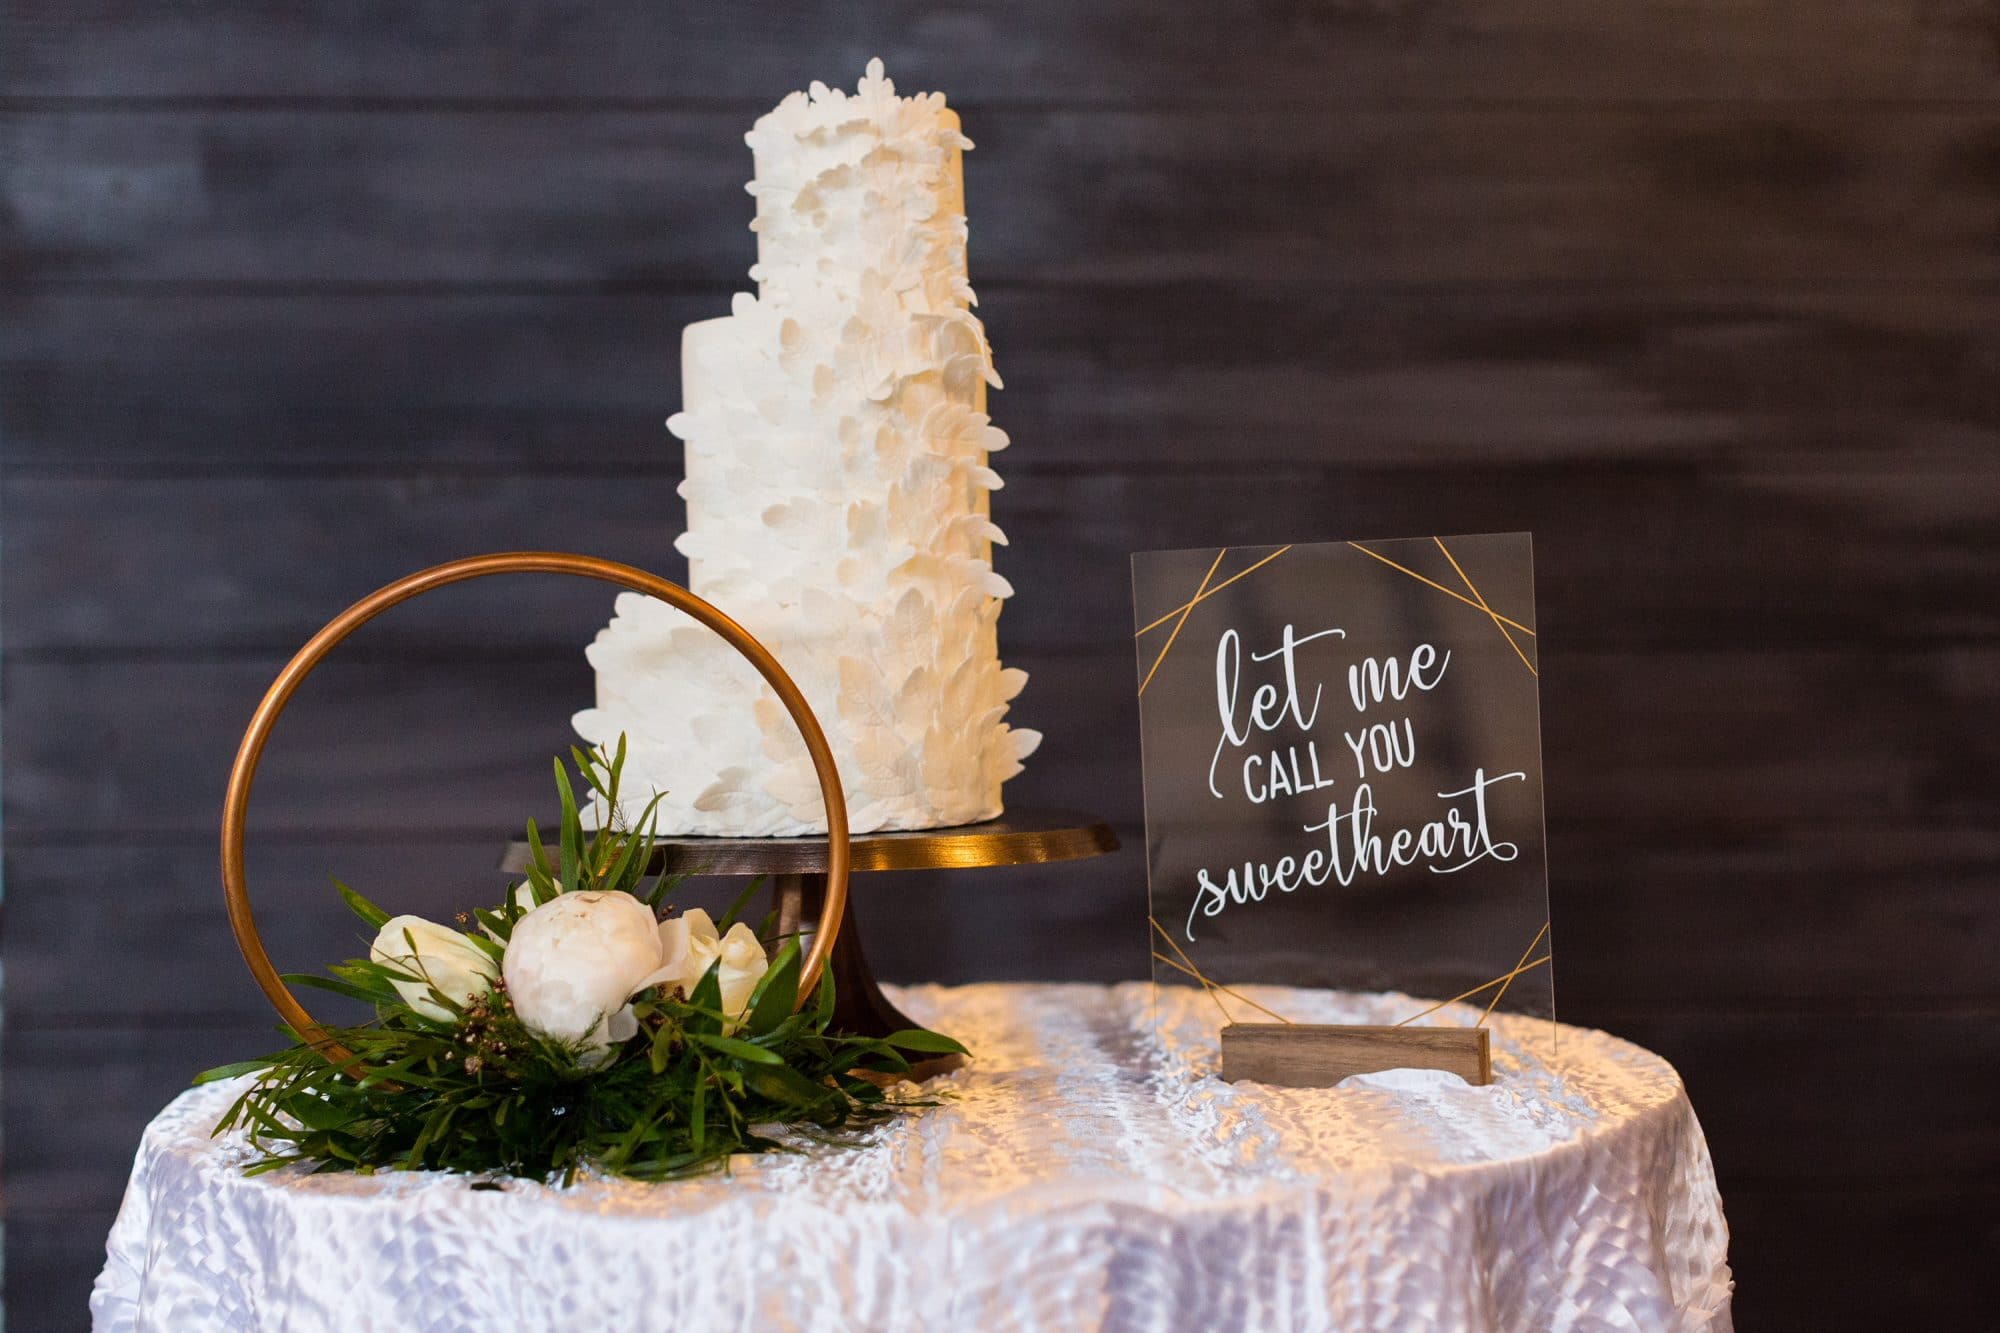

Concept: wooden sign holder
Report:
left=1221, top=1022, right=1491, bottom=1087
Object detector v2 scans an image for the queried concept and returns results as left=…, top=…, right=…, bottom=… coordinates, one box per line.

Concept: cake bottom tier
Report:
left=94, top=983, right=1732, bottom=1332
left=576, top=592, right=1036, bottom=837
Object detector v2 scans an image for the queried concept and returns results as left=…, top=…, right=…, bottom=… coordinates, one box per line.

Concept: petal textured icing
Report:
left=579, top=64, right=1027, bottom=836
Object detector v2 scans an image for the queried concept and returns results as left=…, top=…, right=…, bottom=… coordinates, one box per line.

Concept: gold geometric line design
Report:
left=1345, top=541, right=1536, bottom=638
left=1393, top=951, right=1552, bottom=1029
left=1138, top=546, right=1227, bottom=697
left=1134, top=544, right=1294, bottom=637
left=1436, top=537, right=1538, bottom=679
left=1154, top=950, right=1236, bottom=1026
left=1149, top=916, right=1295, bottom=1025
left=1478, top=919, right=1551, bottom=1027
left=1152, top=953, right=1301, bottom=1026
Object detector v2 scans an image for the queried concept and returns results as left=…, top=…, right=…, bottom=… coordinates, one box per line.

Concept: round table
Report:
left=93, top=983, right=1733, bottom=1332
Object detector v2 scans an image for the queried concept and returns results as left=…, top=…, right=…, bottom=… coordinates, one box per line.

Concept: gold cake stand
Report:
left=502, top=808, right=1118, bottom=1076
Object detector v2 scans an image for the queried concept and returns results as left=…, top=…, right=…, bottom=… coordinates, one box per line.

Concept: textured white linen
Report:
left=94, top=983, right=1732, bottom=1332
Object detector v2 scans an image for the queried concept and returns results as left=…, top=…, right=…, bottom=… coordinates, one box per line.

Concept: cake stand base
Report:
left=769, top=871, right=967, bottom=1079
left=501, top=808, right=1119, bottom=1079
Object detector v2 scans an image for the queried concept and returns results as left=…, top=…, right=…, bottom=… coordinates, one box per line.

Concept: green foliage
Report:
left=199, top=741, right=966, bottom=1183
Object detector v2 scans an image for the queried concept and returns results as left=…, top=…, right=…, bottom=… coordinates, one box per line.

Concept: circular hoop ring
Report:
left=221, top=552, right=850, bottom=1066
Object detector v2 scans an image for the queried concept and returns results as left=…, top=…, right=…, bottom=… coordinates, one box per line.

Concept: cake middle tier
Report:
left=673, top=313, right=1011, bottom=609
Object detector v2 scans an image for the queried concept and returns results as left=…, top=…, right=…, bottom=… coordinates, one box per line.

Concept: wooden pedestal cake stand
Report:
left=503, top=808, right=1118, bottom=1077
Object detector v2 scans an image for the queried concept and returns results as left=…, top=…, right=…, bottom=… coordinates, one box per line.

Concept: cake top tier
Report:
left=744, top=59, right=973, bottom=306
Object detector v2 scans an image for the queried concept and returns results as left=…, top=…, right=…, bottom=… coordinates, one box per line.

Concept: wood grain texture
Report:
left=9, top=457, right=1999, bottom=653
left=1718, top=1185, right=2000, bottom=1332
left=9, top=823, right=1999, bottom=1025
left=6, top=2, right=1999, bottom=1327
left=6, top=646, right=1995, bottom=836
left=8, top=107, right=2000, bottom=287
left=9, top=282, right=1999, bottom=473
left=8, top=2, right=1998, bottom=104
left=1221, top=1022, right=1492, bottom=1085
left=1578, top=1008, right=2000, bottom=1188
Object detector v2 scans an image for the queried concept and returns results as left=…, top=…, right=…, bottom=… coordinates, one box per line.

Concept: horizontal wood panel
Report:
left=0, top=838, right=1155, bottom=1026
left=1583, top=1010, right=2000, bottom=1191
left=9, top=5, right=1997, bottom=1325
left=5, top=646, right=1995, bottom=838
left=8, top=2, right=1996, bottom=104
left=4, top=1024, right=280, bottom=1217
left=1719, top=1186, right=2000, bottom=1332
left=9, top=824, right=1996, bottom=1027
left=9, top=451, right=1999, bottom=656
left=1550, top=824, right=2000, bottom=1005
left=0, top=652, right=1128, bottom=836
left=7, top=283, right=1996, bottom=474
left=7, top=1212, right=115, bottom=1333
left=8, top=107, right=1999, bottom=286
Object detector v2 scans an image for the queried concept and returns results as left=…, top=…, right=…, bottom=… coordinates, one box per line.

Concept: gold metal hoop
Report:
left=220, top=552, right=851, bottom=1066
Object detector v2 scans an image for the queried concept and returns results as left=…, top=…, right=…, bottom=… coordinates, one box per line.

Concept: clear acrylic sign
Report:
left=1132, top=534, right=1553, bottom=1026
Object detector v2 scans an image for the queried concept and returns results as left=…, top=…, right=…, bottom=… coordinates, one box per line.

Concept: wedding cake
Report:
left=576, top=60, right=1040, bottom=836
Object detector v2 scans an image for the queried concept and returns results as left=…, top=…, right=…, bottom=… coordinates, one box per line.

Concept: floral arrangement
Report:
left=199, top=741, right=963, bottom=1182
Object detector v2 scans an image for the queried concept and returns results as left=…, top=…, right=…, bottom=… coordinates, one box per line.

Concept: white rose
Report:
left=657, top=908, right=770, bottom=1026
left=502, top=891, right=678, bottom=1061
left=370, top=915, right=500, bottom=1022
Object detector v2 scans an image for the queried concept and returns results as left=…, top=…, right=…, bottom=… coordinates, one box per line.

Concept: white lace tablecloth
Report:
left=94, top=982, right=1732, bottom=1331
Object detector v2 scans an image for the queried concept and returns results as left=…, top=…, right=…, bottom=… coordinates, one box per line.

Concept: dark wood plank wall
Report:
left=4, top=3, right=1997, bottom=1328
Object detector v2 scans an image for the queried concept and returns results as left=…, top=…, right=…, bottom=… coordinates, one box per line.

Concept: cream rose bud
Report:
left=658, top=908, right=771, bottom=1024
left=370, top=915, right=500, bottom=1022
left=502, top=891, right=677, bottom=1059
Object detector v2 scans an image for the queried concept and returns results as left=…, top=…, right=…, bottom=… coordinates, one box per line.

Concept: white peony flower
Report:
left=657, top=908, right=771, bottom=1025
left=502, top=891, right=677, bottom=1062
left=370, top=915, right=500, bottom=1022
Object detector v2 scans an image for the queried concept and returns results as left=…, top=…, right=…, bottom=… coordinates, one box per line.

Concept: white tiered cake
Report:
left=576, top=60, right=1039, bottom=836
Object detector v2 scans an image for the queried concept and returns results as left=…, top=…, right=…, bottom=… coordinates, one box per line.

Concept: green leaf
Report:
left=739, top=1062, right=833, bottom=1109
left=609, top=733, right=628, bottom=791
left=471, top=907, right=512, bottom=945
left=597, top=816, right=651, bottom=901
left=282, top=1092, right=361, bottom=1132
left=648, top=1018, right=678, bottom=1075
left=573, top=742, right=613, bottom=800
left=524, top=818, right=555, bottom=893
left=686, top=1033, right=784, bottom=1065
left=555, top=759, right=584, bottom=892
left=715, top=875, right=767, bottom=930
left=685, top=962, right=725, bottom=1036
left=881, top=1028, right=969, bottom=1056
left=242, top=1157, right=300, bottom=1177
left=195, top=1058, right=281, bottom=1085
left=283, top=972, right=396, bottom=1005
left=753, top=1011, right=810, bottom=1048
left=332, top=877, right=392, bottom=930
left=602, top=789, right=668, bottom=897
left=745, top=937, right=802, bottom=1037
left=812, top=963, right=836, bottom=1028
left=645, top=867, right=690, bottom=911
